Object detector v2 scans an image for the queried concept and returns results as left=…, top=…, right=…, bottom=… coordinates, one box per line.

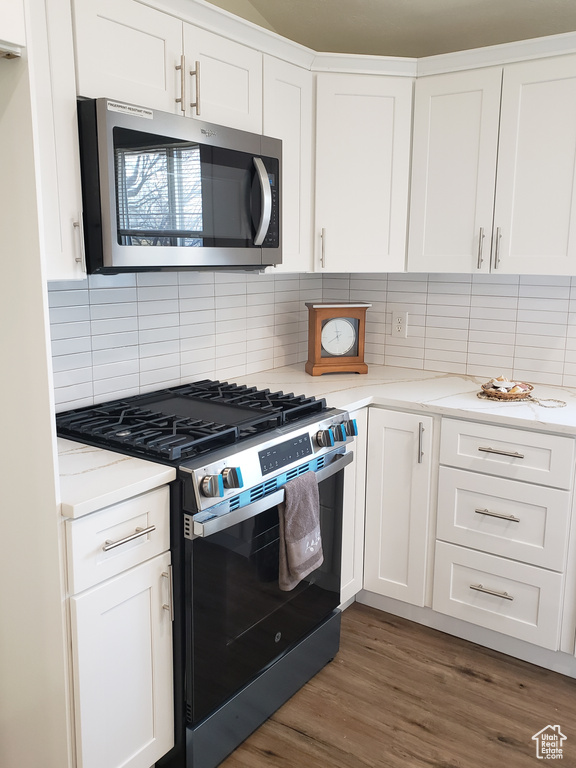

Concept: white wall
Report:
left=0, top=50, right=70, bottom=768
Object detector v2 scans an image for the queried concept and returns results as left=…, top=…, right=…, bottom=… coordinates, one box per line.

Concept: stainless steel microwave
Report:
left=77, top=98, right=282, bottom=273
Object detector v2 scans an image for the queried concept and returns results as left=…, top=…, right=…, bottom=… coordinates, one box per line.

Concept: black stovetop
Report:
left=56, top=379, right=327, bottom=464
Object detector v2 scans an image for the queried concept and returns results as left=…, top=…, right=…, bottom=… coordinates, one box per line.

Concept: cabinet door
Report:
left=183, top=24, right=262, bottom=132
left=408, top=68, right=502, bottom=273
left=494, top=54, right=576, bottom=275
left=364, top=409, right=433, bottom=606
left=1, top=0, right=26, bottom=50
left=263, top=56, right=313, bottom=272
left=28, top=0, right=84, bottom=279
left=70, top=553, right=174, bottom=768
left=341, top=408, right=367, bottom=604
left=315, top=73, right=412, bottom=272
left=72, top=0, right=182, bottom=112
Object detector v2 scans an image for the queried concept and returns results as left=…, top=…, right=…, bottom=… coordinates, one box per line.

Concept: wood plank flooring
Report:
left=221, top=602, right=576, bottom=768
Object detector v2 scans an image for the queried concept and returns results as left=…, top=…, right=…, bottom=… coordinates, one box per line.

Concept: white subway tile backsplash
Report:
left=48, top=270, right=576, bottom=405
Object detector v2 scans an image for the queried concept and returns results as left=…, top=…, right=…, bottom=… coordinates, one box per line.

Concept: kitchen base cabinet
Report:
left=70, top=553, right=174, bottom=768
left=363, top=409, right=433, bottom=606
left=433, top=541, right=563, bottom=650
left=341, top=408, right=368, bottom=604
left=66, top=487, right=174, bottom=768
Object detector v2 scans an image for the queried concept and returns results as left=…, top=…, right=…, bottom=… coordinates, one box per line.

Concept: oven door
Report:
left=185, top=450, right=351, bottom=725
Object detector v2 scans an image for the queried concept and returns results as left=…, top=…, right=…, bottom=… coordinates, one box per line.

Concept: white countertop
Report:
left=231, top=365, right=576, bottom=435
left=57, top=365, right=576, bottom=518
left=58, top=438, right=176, bottom=519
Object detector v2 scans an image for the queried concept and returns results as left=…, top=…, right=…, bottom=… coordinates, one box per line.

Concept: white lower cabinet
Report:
left=341, top=408, right=368, bottom=603
left=363, top=409, right=434, bottom=606
left=433, top=542, right=563, bottom=650
left=434, top=417, right=575, bottom=651
left=66, top=487, right=174, bottom=768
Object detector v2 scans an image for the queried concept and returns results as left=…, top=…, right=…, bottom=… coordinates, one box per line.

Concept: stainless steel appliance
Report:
left=56, top=380, right=357, bottom=768
left=77, top=99, right=282, bottom=273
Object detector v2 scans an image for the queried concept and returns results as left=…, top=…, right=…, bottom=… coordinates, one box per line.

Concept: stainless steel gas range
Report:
left=56, top=379, right=357, bottom=768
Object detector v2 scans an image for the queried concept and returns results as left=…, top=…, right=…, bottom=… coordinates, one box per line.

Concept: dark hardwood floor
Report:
left=221, top=602, right=576, bottom=767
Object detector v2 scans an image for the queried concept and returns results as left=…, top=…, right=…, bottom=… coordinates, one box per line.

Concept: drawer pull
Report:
left=474, top=507, right=521, bottom=523
left=469, top=583, right=514, bottom=601
left=102, top=525, right=156, bottom=552
left=478, top=446, right=525, bottom=459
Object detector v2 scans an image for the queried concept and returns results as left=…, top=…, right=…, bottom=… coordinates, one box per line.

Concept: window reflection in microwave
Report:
left=115, top=136, right=204, bottom=246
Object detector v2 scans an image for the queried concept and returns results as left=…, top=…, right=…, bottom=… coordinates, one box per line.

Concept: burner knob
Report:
left=201, top=474, right=225, bottom=498
left=222, top=467, right=244, bottom=489
left=345, top=418, right=358, bottom=437
left=315, top=428, right=335, bottom=448
left=333, top=424, right=347, bottom=442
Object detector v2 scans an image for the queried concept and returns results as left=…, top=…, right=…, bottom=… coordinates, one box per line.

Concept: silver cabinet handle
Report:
left=162, top=565, right=174, bottom=621
left=190, top=60, right=201, bottom=115
left=470, top=583, right=514, bottom=601
left=418, top=422, right=424, bottom=464
left=493, top=226, right=502, bottom=269
left=476, top=226, right=485, bottom=269
left=175, top=54, right=186, bottom=113
left=474, top=507, right=521, bottom=523
left=321, top=227, right=327, bottom=268
left=478, top=446, right=524, bottom=459
left=72, top=217, right=86, bottom=267
left=102, top=525, right=156, bottom=552
left=253, top=157, right=272, bottom=246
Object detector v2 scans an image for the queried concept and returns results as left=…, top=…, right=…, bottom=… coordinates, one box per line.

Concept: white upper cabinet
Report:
left=72, top=0, right=263, bottom=132
left=314, top=73, right=413, bottom=272
left=409, top=53, right=576, bottom=275
left=495, top=54, right=576, bottom=275
left=0, top=0, right=26, bottom=52
left=407, top=67, right=502, bottom=273
left=263, top=55, right=313, bottom=271
left=72, top=0, right=182, bottom=113
left=29, top=0, right=84, bottom=279
left=183, top=24, right=262, bottom=132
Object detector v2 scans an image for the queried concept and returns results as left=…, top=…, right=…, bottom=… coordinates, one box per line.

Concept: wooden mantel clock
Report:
left=305, top=302, right=371, bottom=376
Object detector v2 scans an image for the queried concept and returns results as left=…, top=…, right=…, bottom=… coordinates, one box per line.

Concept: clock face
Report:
left=321, top=317, right=357, bottom=356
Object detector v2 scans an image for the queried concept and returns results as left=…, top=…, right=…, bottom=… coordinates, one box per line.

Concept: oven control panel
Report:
left=259, top=432, right=313, bottom=476
left=181, top=410, right=357, bottom=512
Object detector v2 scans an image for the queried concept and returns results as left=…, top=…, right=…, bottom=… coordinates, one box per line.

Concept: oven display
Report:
left=259, top=433, right=313, bottom=475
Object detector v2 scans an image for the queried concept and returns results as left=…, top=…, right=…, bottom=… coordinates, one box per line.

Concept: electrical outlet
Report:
left=391, top=308, right=409, bottom=338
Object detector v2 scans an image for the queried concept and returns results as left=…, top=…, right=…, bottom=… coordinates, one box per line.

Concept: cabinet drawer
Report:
left=433, top=541, right=563, bottom=649
left=66, top=486, right=170, bottom=594
left=440, top=418, right=575, bottom=489
left=437, top=467, right=570, bottom=570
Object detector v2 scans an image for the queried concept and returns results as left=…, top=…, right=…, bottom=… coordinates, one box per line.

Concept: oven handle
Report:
left=193, top=450, right=354, bottom=537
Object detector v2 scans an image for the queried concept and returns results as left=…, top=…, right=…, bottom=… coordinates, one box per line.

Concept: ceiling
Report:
left=204, top=0, right=576, bottom=58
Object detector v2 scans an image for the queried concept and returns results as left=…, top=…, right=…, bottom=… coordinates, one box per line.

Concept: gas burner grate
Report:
left=55, top=379, right=328, bottom=465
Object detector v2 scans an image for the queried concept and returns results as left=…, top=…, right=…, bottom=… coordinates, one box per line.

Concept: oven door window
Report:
left=188, top=470, right=342, bottom=724
left=113, top=127, right=265, bottom=248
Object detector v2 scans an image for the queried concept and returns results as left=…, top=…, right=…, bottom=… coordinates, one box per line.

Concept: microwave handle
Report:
left=253, top=157, right=272, bottom=246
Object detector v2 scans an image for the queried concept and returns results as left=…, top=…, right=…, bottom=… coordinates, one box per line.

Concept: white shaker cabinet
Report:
left=66, top=487, right=174, bottom=768
left=407, top=67, right=502, bottom=273
left=409, top=54, right=576, bottom=275
left=363, top=409, right=433, bottom=606
left=314, top=73, right=412, bottom=273
left=27, top=0, right=84, bottom=279
left=182, top=23, right=262, bottom=132
left=72, top=0, right=262, bottom=132
left=263, top=55, right=313, bottom=272
left=340, top=408, right=368, bottom=604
